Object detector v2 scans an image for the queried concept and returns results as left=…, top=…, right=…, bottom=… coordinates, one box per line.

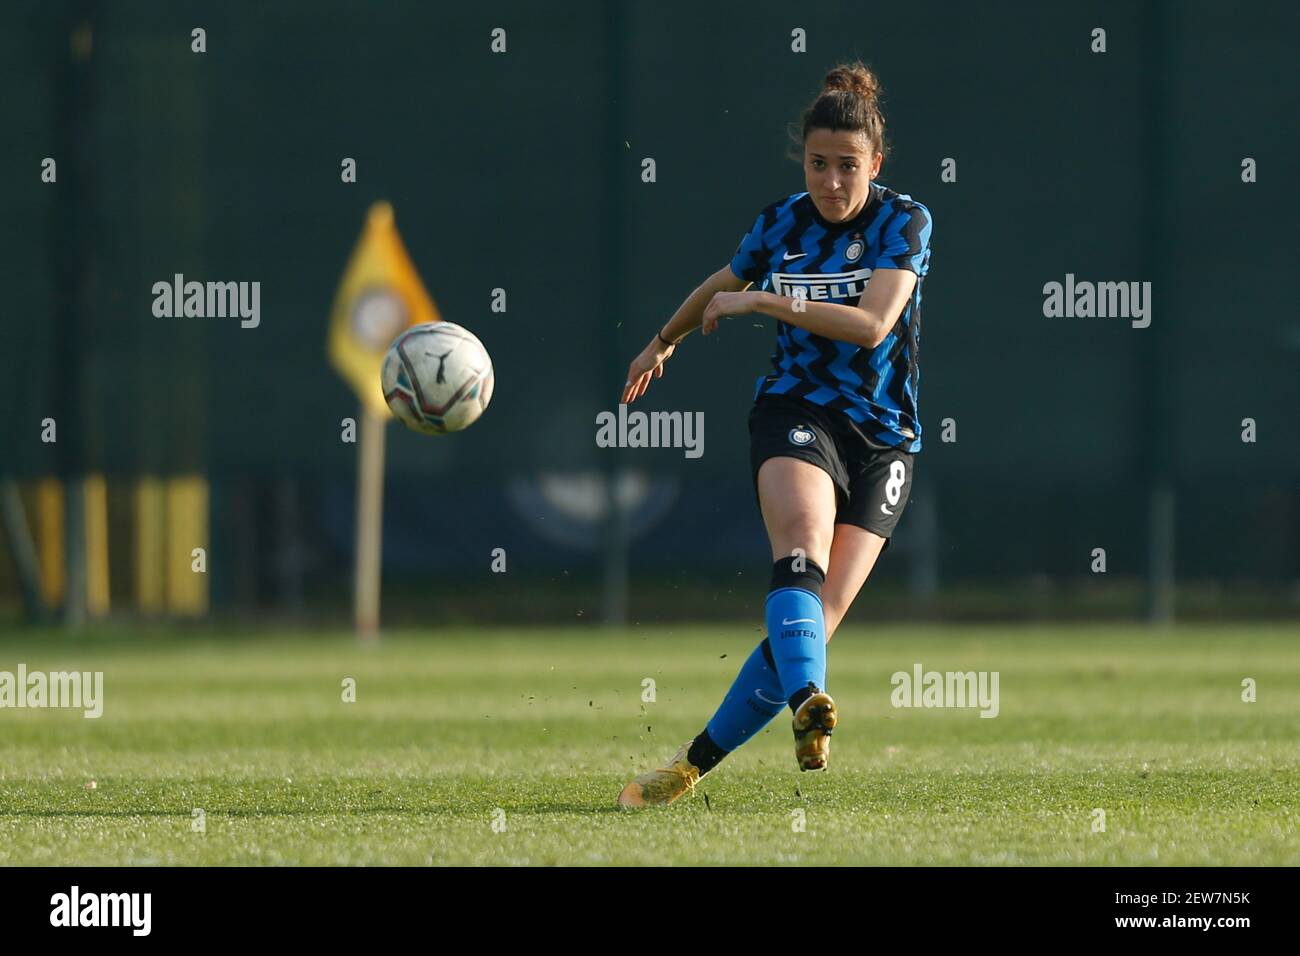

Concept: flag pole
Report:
left=354, top=405, right=387, bottom=643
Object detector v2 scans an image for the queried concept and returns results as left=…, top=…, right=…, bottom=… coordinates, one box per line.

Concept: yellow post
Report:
left=84, top=474, right=110, bottom=617
left=135, top=476, right=165, bottom=614
left=35, top=478, right=65, bottom=608
left=166, top=475, right=209, bottom=617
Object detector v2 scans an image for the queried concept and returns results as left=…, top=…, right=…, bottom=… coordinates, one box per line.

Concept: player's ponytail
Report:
left=794, top=60, right=889, bottom=161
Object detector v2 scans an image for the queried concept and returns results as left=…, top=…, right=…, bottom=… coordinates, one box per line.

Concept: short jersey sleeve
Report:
left=730, top=210, right=772, bottom=284
left=873, top=201, right=932, bottom=276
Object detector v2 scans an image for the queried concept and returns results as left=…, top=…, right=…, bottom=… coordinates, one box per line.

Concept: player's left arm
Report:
left=701, top=203, right=931, bottom=348
left=707, top=270, right=915, bottom=348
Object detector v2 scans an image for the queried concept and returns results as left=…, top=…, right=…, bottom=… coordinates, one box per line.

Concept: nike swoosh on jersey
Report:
left=782, top=251, right=806, bottom=260
left=782, top=618, right=815, bottom=625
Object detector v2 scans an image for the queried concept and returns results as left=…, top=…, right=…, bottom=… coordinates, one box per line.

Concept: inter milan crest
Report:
left=845, top=239, right=865, bottom=262
left=788, top=426, right=816, bottom=446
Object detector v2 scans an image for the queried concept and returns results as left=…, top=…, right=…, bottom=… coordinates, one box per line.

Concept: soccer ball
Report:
left=381, top=322, right=494, bottom=434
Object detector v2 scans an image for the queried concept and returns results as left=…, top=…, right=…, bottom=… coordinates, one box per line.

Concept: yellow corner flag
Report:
left=328, top=201, right=441, bottom=416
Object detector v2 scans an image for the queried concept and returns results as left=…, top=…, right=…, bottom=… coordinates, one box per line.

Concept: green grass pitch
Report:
left=0, top=623, right=1296, bottom=865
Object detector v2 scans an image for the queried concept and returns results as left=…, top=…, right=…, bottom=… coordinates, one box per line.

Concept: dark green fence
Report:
left=1, top=0, right=1296, bottom=622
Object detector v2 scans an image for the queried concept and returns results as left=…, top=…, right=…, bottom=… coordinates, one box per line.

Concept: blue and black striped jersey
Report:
left=730, top=183, right=932, bottom=452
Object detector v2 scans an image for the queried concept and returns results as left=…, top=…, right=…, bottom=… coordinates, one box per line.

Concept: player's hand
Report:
left=701, top=290, right=758, bottom=336
left=622, top=334, right=675, bottom=404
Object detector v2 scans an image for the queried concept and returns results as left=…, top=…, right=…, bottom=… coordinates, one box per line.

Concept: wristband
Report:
left=657, top=330, right=677, bottom=347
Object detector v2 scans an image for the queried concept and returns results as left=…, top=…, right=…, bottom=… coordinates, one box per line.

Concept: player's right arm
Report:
left=621, top=265, right=750, bottom=405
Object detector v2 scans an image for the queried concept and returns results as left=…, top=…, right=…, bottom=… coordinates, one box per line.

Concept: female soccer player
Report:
left=616, top=61, right=933, bottom=808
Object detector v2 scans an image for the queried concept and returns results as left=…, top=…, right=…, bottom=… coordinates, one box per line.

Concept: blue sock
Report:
left=764, top=556, right=827, bottom=710
left=702, top=637, right=787, bottom=753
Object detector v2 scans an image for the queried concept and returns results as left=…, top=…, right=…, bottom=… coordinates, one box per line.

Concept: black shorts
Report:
left=748, top=393, right=915, bottom=541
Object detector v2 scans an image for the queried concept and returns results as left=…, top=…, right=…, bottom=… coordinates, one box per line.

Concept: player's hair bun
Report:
left=821, top=62, right=880, bottom=105
left=790, top=60, right=889, bottom=162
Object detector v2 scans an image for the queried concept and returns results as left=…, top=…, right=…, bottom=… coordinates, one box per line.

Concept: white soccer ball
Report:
left=381, top=322, right=494, bottom=434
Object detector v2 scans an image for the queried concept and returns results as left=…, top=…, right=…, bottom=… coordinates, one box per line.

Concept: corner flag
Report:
left=328, top=202, right=439, bottom=641
left=328, top=201, right=441, bottom=416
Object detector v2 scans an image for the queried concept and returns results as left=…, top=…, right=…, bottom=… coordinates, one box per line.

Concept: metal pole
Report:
left=1140, top=0, right=1175, bottom=624
left=600, top=1, right=629, bottom=627
left=54, top=8, right=97, bottom=630
left=0, top=481, right=48, bottom=622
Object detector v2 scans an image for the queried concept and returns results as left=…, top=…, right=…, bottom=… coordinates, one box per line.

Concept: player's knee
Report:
left=770, top=514, right=831, bottom=568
